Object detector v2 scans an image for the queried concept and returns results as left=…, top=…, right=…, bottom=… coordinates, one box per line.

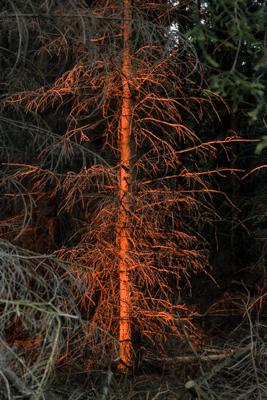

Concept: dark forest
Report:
left=0, top=1, right=266, bottom=399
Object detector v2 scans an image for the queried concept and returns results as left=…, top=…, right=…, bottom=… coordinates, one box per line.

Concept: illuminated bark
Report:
left=117, top=0, right=133, bottom=369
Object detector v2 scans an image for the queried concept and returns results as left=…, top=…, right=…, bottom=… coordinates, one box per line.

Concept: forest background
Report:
left=0, top=0, right=266, bottom=399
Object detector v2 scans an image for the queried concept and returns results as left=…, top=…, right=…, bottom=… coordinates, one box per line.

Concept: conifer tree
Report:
left=1, top=0, right=225, bottom=370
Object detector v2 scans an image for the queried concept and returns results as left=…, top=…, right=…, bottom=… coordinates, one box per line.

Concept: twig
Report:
left=144, top=350, right=235, bottom=366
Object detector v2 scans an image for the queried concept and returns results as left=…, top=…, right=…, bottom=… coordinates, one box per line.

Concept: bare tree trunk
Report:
left=117, top=0, right=133, bottom=369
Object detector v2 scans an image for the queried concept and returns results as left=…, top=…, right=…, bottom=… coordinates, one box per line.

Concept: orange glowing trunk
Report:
left=117, top=0, right=133, bottom=369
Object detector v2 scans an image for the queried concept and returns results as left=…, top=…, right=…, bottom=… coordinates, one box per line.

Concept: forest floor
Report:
left=4, top=275, right=267, bottom=399
left=43, top=317, right=267, bottom=400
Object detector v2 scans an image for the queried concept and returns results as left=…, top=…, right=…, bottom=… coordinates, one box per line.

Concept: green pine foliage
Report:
left=190, top=0, right=267, bottom=125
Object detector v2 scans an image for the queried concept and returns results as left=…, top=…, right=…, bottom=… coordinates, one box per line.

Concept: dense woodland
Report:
left=0, top=0, right=266, bottom=399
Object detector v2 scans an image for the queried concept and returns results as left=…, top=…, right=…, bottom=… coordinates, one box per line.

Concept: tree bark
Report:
left=117, top=0, right=133, bottom=369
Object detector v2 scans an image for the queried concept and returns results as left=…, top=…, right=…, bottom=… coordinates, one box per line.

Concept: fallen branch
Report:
left=144, top=350, right=235, bottom=366
left=143, top=344, right=258, bottom=367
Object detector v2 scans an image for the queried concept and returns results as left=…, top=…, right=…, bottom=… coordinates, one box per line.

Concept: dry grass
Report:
left=0, top=240, right=95, bottom=400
